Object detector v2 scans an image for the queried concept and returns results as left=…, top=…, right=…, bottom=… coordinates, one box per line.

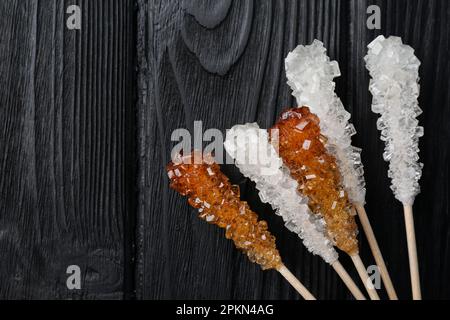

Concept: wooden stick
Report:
left=350, top=254, right=380, bottom=300
left=403, top=205, right=422, bottom=299
left=277, top=264, right=316, bottom=300
left=331, top=260, right=366, bottom=300
left=355, top=204, right=398, bottom=300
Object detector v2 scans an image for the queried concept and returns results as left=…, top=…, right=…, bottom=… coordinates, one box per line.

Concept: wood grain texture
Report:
left=137, top=0, right=450, bottom=300
left=0, top=0, right=136, bottom=299
left=1, top=0, right=449, bottom=300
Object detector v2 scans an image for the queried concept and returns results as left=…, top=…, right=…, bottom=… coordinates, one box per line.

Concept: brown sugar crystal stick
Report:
left=271, top=107, right=380, bottom=300
left=166, top=152, right=316, bottom=300
left=285, top=40, right=397, bottom=299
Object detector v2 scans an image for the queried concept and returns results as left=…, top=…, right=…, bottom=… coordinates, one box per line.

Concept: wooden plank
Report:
left=0, top=0, right=136, bottom=299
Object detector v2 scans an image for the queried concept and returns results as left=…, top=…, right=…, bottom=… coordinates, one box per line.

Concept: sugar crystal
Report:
left=167, top=152, right=282, bottom=270
left=285, top=40, right=366, bottom=205
left=365, top=36, right=423, bottom=205
left=224, top=123, right=338, bottom=263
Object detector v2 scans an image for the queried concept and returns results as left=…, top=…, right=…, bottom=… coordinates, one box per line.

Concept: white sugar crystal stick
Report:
left=285, top=40, right=366, bottom=205
left=225, top=123, right=366, bottom=300
left=285, top=40, right=397, bottom=299
left=365, top=35, right=423, bottom=300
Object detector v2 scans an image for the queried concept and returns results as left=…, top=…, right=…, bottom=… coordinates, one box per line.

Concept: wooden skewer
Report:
left=331, top=260, right=366, bottom=300
left=403, top=205, right=421, bottom=300
left=355, top=204, right=398, bottom=300
left=277, top=264, right=316, bottom=300
left=350, top=254, right=380, bottom=300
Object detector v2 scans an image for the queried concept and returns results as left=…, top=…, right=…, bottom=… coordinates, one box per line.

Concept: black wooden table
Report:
left=0, top=0, right=449, bottom=300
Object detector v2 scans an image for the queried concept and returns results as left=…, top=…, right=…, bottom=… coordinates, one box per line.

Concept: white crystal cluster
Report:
left=224, top=123, right=338, bottom=264
left=365, top=36, right=423, bottom=205
left=285, top=40, right=366, bottom=205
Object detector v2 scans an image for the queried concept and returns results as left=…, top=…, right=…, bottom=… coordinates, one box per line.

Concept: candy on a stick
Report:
left=224, top=123, right=366, bottom=300
left=271, top=107, right=379, bottom=300
left=285, top=40, right=397, bottom=299
left=225, top=124, right=337, bottom=262
left=365, top=35, right=423, bottom=299
left=167, top=152, right=315, bottom=299
left=285, top=40, right=365, bottom=205
left=271, top=107, right=358, bottom=253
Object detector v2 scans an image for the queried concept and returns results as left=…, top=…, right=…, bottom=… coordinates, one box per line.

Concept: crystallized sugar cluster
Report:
left=272, top=107, right=359, bottom=255
left=285, top=40, right=366, bottom=205
left=167, top=152, right=282, bottom=270
left=365, top=36, right=423, bottom=205
left=224, top=123, right=338, bottom=264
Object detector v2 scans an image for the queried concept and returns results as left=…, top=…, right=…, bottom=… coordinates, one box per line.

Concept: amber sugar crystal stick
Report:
left=285, top=40, right=397, bottom=299
left=166, top=152, right=316, bottom=300
left=271, top=107, right=379, bottom=300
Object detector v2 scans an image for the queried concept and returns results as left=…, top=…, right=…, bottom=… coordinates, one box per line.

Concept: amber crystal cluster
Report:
left=271, top=107, right=359, bottom=254
left=167, top=153, right=282, bottom=270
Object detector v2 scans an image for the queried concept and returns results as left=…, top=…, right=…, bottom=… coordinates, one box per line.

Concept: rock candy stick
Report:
left=167, top=152, right=315, bottom=300
left=271, top=107, right=379, bottom=300
left=286, top=40, right=397, bottom=300
left=224, top=123, right=366, bottom=300
left=285, top=40, right=366, bottom=205
left=365, top=35, right=423, bottom=299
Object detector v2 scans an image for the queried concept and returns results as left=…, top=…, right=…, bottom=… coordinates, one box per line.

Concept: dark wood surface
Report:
left=1, top=0, right=449, bottom=300
left=137, top=0, right=450, bottom=300
left=0, top=0, right=136, bottom=299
